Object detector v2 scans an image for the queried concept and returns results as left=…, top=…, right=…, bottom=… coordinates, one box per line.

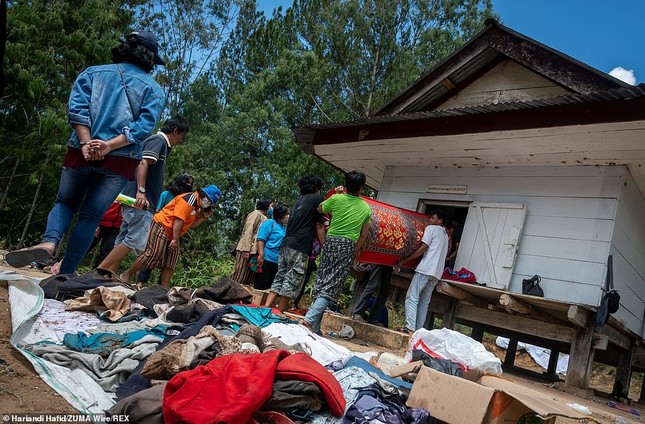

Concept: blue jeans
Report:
left=404, top=272, right=438, bottom=331
left=304, top=296, right=331, bottom=334
left=43, top=166, right=128, bottom=274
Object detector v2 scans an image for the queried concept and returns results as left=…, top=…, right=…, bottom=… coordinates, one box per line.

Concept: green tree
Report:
left=0, top=0, right=138, bottom=248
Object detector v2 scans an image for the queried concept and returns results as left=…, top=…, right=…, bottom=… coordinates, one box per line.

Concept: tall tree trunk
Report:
left=0, top=156, right=19, bottom=211
left=17, top=154, right=50, bottom=249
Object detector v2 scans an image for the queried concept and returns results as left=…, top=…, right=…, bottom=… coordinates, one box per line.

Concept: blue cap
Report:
left=202, top=184, right=222, bottom=203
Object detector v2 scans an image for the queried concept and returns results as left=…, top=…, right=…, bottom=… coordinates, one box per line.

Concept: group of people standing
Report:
left=231, top=172, right=372, bottom=334
left=6, top=27, right=455, bottom=337
left=6, top=30, right=221, bottom=289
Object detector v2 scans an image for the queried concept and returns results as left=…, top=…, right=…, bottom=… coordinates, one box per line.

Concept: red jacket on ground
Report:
left=163, top=349, right=345, bottom=424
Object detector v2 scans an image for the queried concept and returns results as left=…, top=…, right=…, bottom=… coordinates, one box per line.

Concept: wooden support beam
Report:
left=436, top=281, right=489, bottom=308
left=471, top=325, right=484, bottom=342
left=613, top=340, right=636, bottom=400
left=503, top=338, right=518, bottom=369
left=500, top=294, right=569, bottom=326
left=567, top=305, right=592, bottom=328
left=596, top=323, right=632, bottom=351
left=640, top=375, right=645, bottom=403
left=547, top=349, right=560, bottom=376
left=565, top=325, right=595, bottom=390
left=457, top=304, right=574, bottom=344
left=455, top=304, right=608, bottom=350
left=441, top=298, right=458, bottom=330
left=500, top=294, right=532, bottom=315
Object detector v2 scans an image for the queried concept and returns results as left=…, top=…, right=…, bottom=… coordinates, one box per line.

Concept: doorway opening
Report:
left=417, top=199, right=471, bottom=269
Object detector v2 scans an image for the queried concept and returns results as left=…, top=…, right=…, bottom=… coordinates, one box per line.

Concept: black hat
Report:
left=125, top=30, right=165, bottom=66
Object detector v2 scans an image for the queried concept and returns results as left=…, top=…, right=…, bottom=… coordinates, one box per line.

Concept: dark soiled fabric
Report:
left=39, top=268, right=123, bottom=301
left=130, top=284, right=169, bottom=313
left=165, top=300, right=212, bottom=323
left=411, top=349, right=463, bottom=377
left=116, top=308, right=226, bottom=400
left=107, top=382, right=165, bottom=424
left=163, top=350, right=346, bottom=424
left=195, top=276, right=252, bottom=303
left=263, top=380, right=324, bottom=412
left=344, top=383, right=430, bottom=424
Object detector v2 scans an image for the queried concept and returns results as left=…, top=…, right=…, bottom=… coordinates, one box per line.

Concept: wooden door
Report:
left=455, top=202, right=527, bottom=289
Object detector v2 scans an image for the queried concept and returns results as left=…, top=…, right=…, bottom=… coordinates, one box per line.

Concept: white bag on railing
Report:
left=404, top=327, right=502, bottom=374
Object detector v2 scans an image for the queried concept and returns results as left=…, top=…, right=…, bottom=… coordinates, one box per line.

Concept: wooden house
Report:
left=294, top=19, right=645, bottom=393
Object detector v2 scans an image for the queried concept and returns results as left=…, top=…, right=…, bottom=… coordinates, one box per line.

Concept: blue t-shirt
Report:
left=256, top=219, right=287, bottom=264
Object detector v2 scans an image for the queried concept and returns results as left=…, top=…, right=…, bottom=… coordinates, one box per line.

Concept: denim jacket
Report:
left=67, top=62, right=165, bottom=159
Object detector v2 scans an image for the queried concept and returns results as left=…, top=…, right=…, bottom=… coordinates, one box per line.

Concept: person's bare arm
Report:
left=316, top=221, right=326, bottom=246
left=256, top=240, right=266, bottom=267
left=170, top=219, right=185, bottom=252
left=354, top=222, right=370, bottom=258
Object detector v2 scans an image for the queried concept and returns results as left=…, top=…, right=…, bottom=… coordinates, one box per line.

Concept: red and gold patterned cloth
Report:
left=358, top=197, right=431, bottom=267
left=323, top=190, right=431, bottom=267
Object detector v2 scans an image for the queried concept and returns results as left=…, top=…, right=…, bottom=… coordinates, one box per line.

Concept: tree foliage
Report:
left=1, top=0, right=496, bottom=259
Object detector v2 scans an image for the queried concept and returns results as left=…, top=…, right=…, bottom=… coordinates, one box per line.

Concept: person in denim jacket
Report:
left=6, top=30, right=166, bottom=273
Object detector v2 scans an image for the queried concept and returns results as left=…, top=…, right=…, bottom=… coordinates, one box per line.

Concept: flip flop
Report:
left=5, top=247, right=51, bottom=268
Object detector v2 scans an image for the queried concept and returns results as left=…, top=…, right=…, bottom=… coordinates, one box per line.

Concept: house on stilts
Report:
left=294, top=19, right=645, bottom=398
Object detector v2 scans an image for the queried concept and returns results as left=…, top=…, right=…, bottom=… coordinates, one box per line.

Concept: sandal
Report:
left=5, top=247, right=52, bottom=268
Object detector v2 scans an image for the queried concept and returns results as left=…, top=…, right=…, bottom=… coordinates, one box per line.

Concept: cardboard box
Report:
left=392, top=363, right=588, bottom=424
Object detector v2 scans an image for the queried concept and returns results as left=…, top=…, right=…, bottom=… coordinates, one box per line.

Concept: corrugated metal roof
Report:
left=306, top=84, right=645, bottom=130
left=399, top=47, right=500, bottom=113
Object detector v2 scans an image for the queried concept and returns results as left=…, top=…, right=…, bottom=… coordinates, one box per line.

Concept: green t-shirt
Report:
left=321, top=193, right=372, bottom=242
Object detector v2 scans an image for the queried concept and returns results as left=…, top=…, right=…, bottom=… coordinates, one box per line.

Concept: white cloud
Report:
left=609, top=67, right=636, bottom=85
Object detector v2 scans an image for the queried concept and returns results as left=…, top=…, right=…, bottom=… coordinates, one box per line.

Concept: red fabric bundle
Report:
left=275, top=353, right=346, bottom=417
left=163, top=349, right=346, bottom=424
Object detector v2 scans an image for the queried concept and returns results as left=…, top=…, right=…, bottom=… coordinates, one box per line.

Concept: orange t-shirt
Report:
left=153, top=191, right=201, bottom=239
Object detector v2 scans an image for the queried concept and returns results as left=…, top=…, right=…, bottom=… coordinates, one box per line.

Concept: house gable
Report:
left=435, top=59, right=570, bottom=111
left=375, top=19, right=628, bottom=116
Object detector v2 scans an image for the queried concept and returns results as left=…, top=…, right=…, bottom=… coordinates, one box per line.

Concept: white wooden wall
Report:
left=610, top=168, right=645, bottom=336
left=378, top=165, right=622, bottom=310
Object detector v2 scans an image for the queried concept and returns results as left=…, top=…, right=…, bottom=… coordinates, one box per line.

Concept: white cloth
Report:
left=262, top=323, right=352, bottom=368
left=3, top=270, right=116, bottom=415
left=496, top=336, right=569, bottom=375
left=415, top=225, right=449, bottom=278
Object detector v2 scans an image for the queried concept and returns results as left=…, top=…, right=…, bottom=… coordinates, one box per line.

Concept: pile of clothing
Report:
left=27, top=269, right=431, bottom=423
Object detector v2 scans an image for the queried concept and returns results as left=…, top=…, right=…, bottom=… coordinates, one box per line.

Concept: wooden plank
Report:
left=547, top=349, right=560, bottom=376
left=441, top=298, right=458, bottom=329
left=596, top=323, right=632, bottom=351
left=613, top=340, right=636, bottom=399
left=455, top=304, right=574, bottom=343
left=383, top=162, right=626, bottom=179
left=436, top=281, right=490, bottom=308
left=513, top=254, right=607, bottom=286
left=519, top=235, right=610, bottom=263
left=368, top=174, right=622, bottom=199
left=503, top=338, right=519, bottom=369
left=567, top=305, right=593, bottom=328
left=565, top=326, right=595, bottom=389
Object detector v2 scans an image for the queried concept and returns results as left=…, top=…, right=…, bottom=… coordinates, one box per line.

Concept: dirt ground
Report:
left=0, top=265, right=643, bottom=423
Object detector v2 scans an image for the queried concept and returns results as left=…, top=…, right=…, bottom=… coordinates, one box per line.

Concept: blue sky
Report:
left=259, top=0, right=644, bottom=84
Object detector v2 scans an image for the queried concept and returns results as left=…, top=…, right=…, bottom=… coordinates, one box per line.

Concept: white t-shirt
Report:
left=415, top=225, right=449, bottom=278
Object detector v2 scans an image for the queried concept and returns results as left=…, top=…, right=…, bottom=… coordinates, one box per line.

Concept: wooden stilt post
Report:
left=565, top=325, right=595, bottom=392
left=471, top=325, right=484, bottom=342
left=613, top=340, right=636, bottom=400
left=503, top=338, right=518, bottom=370
left=441, top=298, right=458, bottom=329
left=547, top=349, right=560, bottom=376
